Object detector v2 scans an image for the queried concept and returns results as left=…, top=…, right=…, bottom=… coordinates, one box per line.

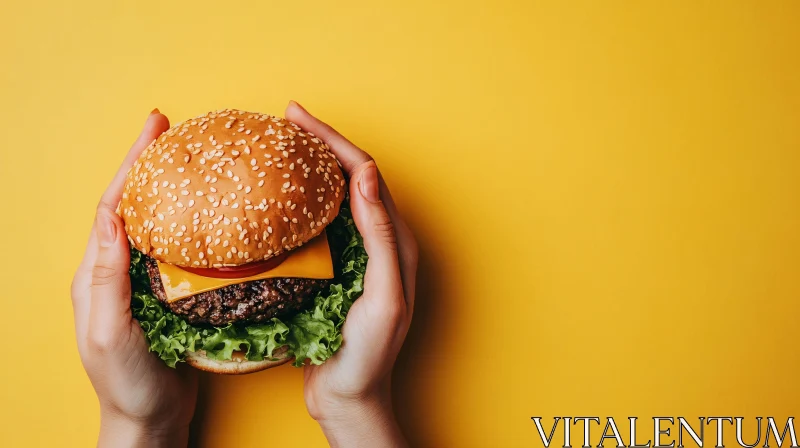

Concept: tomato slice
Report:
left=181, top=252, right=290, bottom=279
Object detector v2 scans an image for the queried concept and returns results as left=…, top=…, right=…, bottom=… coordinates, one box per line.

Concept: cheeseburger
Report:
left=121, top=109, right=366, bottom=374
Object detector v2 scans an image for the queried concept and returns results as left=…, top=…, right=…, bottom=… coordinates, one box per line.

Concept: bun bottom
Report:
left=185, top=347, right=291, bottom=374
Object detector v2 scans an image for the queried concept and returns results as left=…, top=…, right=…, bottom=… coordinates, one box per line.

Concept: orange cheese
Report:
left=157, top=230, right=334, bottom=302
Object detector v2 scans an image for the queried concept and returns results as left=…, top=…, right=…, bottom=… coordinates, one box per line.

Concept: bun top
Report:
left=120, top=109, right=346, bottom=268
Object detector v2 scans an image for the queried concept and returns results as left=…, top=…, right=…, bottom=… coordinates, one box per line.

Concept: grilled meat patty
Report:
left=144, top=256, right=330, bottom=326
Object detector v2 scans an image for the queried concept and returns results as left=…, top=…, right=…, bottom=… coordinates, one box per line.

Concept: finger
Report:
left=349, top=160, right=404, bottom=312
left=88, top=208, right=133, bottom=351
left=74, top=110, right=169, bottom=347
left=377, top=172, right=418, bottom=316
left=71, top=223, right=97, bottom=351
left=79, top=110, right=170, bottom=273
left=286, top=101, right=418, bottom=311
left=98, top=109, right=171, bottom=213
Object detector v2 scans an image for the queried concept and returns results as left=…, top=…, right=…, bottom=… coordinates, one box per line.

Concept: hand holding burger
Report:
left=287, top=102, right=418, bottom=447
left=71, top=103, right=417, bottom=447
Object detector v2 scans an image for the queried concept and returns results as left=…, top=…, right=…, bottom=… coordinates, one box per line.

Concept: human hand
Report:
left=70, top=110, right=198, bottom=448
left=286, top=102, right=418, bottom=448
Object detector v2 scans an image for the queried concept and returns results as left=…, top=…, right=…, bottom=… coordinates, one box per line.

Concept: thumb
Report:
left=350, top=161, right=403, bottom=296
left=89, top=207, right=133, bottom=347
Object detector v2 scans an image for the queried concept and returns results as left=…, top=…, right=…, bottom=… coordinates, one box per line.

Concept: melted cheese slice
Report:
left=157, top=231, right=334, bottom=302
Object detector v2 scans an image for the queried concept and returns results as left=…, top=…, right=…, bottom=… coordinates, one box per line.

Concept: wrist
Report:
left=313, top=383, right=407, bottom=448
left=98, top=412, right=189, bottom=448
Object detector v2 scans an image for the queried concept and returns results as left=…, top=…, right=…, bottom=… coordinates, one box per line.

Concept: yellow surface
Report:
left=0, top=1, right=798, bottom=447
left=158, top=230, right=333, bottom=302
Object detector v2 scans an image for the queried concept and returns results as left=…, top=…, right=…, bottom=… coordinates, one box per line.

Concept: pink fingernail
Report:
left=290, top=100, right=307, bottom=112
left=96, top=213, right=117, bottom=248
left=359, top=165, right=380, bottom=203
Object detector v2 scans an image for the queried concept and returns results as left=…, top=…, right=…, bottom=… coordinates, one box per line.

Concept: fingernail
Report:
left=359, top=164, right=380, bottom=203
left=96, top=212, right=117, bottom=248
left=150, top=108, right=160, bottom=115
left=290, top=100, right=307, bottom=112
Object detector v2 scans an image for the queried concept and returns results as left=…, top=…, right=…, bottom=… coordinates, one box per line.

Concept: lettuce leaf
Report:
left=130, top=199, right=366, bottom=368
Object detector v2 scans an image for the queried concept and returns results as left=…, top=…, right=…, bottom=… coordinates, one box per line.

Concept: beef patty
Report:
left=145, top=256, right=330, bottom=326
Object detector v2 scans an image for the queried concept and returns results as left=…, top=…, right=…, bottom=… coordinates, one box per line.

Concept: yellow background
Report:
left=0, top=1, right=798, bottom=447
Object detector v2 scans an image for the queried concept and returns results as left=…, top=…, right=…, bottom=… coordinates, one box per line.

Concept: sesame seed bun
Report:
left=120, top=109, right=346, bottom=268
left=185, top=347, right=291, bottom=374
